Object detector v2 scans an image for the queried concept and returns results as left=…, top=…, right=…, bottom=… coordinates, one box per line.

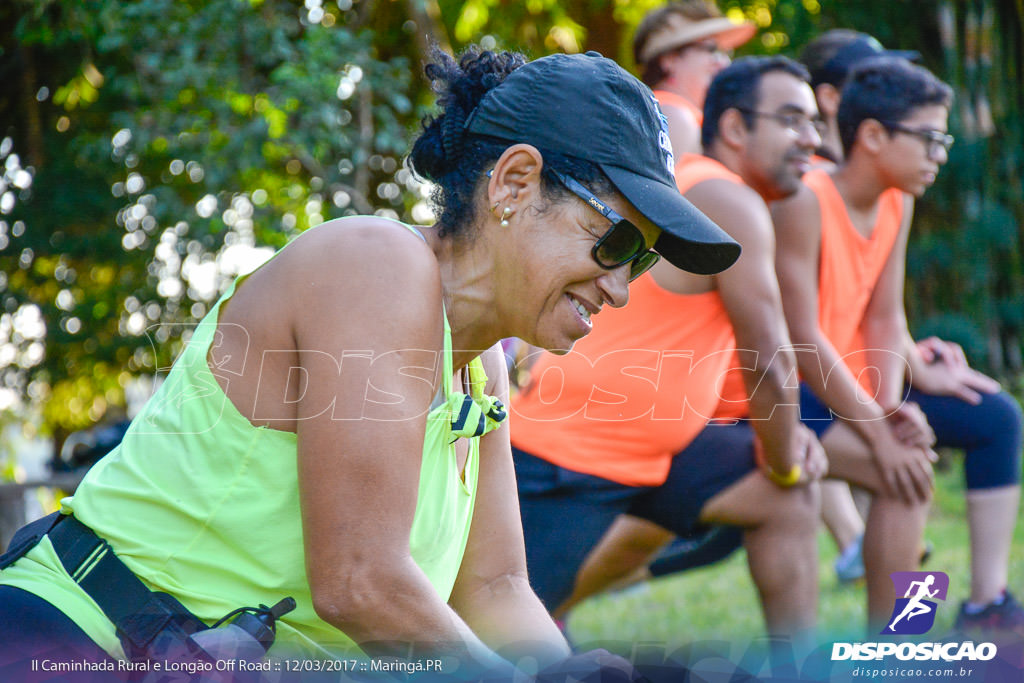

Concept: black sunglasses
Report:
left=545, top=169, right=661, bottom=282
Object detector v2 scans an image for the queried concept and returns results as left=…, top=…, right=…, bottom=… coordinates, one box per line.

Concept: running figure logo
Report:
left=883, top=571, right=949, bottom=635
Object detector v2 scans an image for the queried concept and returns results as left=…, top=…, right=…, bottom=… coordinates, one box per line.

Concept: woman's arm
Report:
left=285, top=220, right=509, bottom=668
left=448, top=344, right=570, bottom=672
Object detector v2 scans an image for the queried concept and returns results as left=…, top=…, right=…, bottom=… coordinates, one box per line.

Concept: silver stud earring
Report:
left=500, top=206, right=512, bottom=228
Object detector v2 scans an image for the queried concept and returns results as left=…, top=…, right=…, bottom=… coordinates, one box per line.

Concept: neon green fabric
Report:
left=0, top=222, right=507, bottom=659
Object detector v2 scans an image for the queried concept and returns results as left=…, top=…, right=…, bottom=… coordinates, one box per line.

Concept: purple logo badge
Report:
left=882, top=571, right=949, bottom=635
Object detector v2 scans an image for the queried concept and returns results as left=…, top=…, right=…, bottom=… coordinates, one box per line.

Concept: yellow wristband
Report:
left=766, top=463, right=802, bottom=487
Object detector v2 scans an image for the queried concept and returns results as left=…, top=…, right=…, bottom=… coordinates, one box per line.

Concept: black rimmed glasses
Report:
left=546, top=168, right=661, bottom=282
left=737, top=108, right=827, bottom=138
left=879, top=121, right=954, bottom=158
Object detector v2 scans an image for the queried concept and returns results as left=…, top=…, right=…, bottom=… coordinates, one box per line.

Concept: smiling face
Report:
left=738, top=70, right=823, bottom=201
left=507, top=186, right=661, bottom=352
left=878, top=104, right=950, bottom=197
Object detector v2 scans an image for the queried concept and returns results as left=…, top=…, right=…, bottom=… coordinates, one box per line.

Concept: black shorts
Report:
left=514, top=421, right=756, bottom=609
left=0, top=585, right=117, bottom=680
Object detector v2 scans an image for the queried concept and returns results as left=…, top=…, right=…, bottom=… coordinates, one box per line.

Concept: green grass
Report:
left=565, top=465, right=1024, bottom=650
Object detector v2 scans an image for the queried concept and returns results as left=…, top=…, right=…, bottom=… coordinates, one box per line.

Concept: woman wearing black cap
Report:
left=0, top=47, right=736, bottom=677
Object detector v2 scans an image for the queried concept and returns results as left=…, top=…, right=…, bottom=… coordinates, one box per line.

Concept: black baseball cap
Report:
left=811, top=33, right=920, bottom=89
left=463, top=51, right=740, bottom=276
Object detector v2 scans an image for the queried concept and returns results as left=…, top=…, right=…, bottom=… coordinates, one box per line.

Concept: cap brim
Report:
left=603, top=165, right=740, bottom=275
left=714, top=22, right=758, bottom=50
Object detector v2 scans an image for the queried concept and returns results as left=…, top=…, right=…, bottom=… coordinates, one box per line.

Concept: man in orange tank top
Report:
left=633, top=1, right=755, bottom=157
left=774, top=58, right=1024, bottom=634
left=801, top=31, right=920, bottom=166
left=512, top=57, right=827, bottom=643
left=799, top=30, right=925, bottom=586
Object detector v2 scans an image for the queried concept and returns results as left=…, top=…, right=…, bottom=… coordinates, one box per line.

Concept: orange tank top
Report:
left=805, top=168, right=904, bottom=381
left=510, top=274, right=735, bottom=487
left=654, top=89, right=704, bottom=127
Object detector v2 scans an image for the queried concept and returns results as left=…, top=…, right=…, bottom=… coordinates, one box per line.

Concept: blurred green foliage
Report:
left=0, top=0, right=1021, bottom=446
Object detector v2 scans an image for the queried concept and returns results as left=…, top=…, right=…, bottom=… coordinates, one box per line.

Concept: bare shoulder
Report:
left=661, top=102, right=699, bottom=128
left=255, top=217, right=445, bottom=348
left=278, top=217, right=437, bottom=280
left=770, top=182, right=822, bottom=237
left=686, top=178, right=771, bottom=243
left=662, top=104, right=701, bottom=156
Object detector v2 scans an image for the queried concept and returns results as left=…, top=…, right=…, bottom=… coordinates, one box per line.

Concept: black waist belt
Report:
left=1, top=512, right=208, bottom=660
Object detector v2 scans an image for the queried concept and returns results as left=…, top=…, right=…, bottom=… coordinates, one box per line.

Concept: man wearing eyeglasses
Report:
left=510, top=56, right=828, bottom=644
left=773, top=57, right=1024, bottom=635
left=795, top=30, right=931, bottom=590
left=798, top=34, right=1023, bottom=612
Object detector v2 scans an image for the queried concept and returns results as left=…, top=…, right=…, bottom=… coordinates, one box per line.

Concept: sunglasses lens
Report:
left=594, top=222, right=660, bottom=282
left=628, top=251, right=661, bottom=282
left=595, top=222, right=645, bottom=267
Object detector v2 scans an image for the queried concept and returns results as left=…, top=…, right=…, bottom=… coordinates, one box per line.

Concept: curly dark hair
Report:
left=408, top=46, right=614, bottom=239
left=838, top=57, right=953, bottom=157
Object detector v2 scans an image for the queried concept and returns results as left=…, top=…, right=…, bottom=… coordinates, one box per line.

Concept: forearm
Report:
left=793, top=329, right=891, bottom=445
left=902, top=328, right=933, bottom=390
left=315, top=557, right=511, bottom=671
left=454, top=574, right=570, bottom=671
left=744, top=354, right=800, bottom=472
left=862, top=316, right=910, bottom=410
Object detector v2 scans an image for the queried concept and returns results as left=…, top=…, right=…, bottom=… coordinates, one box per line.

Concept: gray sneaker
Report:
left=835, top=535, right=864, bottom=584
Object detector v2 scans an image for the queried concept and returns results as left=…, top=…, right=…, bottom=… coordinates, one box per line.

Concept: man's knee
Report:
left=770, top=480, right=821, bottom=531
left=705, top=473, right=820, bottom=532
left=871, top=485, right=933, bottom=509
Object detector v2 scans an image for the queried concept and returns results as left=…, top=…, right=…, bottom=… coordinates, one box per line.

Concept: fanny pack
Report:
left=0, top=513, right=292, bottom=662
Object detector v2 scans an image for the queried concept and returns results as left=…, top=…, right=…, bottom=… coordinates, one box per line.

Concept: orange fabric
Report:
left=653, top=89, right=704, bottom=127
left=805, top=168, right=904, bottom=384
left=809, top=153, right=837, bottom=172
left=671, top=156, right=753, bottom=420
left=510, top=273, right=735, bottom=486
left=712, top=356, right=752, bottom=419
left=673, top=153, right=741, bottom=193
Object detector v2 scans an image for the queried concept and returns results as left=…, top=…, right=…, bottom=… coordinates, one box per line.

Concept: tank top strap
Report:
left=404, top=219, right=506, bottom=441
left=434, top=313, right=507, bottom=442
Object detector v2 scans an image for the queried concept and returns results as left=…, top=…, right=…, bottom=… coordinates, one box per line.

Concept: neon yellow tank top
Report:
left=0, top=221, right=507, bottom=659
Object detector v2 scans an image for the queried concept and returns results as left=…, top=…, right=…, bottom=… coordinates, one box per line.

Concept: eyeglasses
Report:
left=546, top=168, right=661, bottom=282
left=737, top=108, right=827, bottom=138
left=880, top=121, right=954, bottom=158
